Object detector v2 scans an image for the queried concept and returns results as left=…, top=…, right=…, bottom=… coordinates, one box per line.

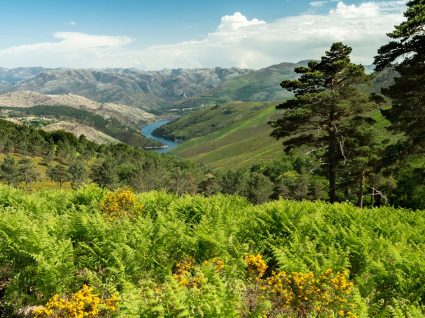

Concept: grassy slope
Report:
left=174, top=62, right=300, bottom=108
left=169, top=104, right=395, bottom=170
left=173, top=102, right=283, bottom=169
left=0, top=152, right=73, bottom=190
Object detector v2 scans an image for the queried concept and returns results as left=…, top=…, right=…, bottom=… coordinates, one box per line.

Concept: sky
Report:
left=0, top=0, right=408, bottom=70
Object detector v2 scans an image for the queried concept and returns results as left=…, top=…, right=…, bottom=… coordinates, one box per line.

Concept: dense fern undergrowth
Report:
left=0, top=184, right=424, bottom=317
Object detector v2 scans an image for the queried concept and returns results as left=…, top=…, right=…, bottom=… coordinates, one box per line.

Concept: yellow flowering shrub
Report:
left=203, top=257, right=225, bottom=272
left=244, top=254, right=268, bottom=277
left=33, top=285, right=119, bottom=318
left=172, top=258, right=206, bottom=288
left=100, top=188, right=142, bottom=219
left=244, top=255, right=358, bottom=317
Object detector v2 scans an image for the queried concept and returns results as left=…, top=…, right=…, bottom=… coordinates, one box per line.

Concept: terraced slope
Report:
left=171, top=102, right=283, bottom=169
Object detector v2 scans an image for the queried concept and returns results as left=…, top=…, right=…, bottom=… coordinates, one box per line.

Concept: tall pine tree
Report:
left=375, top=0, right=425, bottom=153
left=270, top=42, right=376, bottom=203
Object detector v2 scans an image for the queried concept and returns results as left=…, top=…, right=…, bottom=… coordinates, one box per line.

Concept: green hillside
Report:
left=174, top=62, right=304, bottom=108
left=0, top=105, right=158, bottom=148
left=1, top=185, right=424, bottom=317
left=167, top=102, right=284, bottom=169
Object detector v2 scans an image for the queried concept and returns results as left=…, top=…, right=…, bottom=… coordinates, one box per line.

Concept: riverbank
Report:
left=140, top=119, right=179, bottom=153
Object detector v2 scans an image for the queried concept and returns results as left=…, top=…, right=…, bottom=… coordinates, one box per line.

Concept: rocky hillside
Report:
left=0, top=67, right=46, bottom=91
left=0, top=91, right=159, bottom=148
left=42, top=121, right=119, bottom=144
left=0, top=91, right=155, bottom=126
left=0, top=67, right=252, bottom=111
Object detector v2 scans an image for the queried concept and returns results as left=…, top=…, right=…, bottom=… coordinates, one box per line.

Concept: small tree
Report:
left=68, top=161, right=87, bottom=189
left=17, top=157, right=39, bottom=186
left=47, top=164, right=69, bottom=188
left=199, top=173, right=221, bottom=196
left=220, top=169, right=249, bottom=196
left=246, top=172, right=273, bottom=204
left=0, top=156, right=18, bottom=185
left=90, top=159, right=119, bottom=189
left=41, top=145, right=56, bottom=166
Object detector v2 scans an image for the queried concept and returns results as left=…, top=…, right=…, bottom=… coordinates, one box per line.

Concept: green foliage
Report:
left=17, top=157, right=40, bottom=185
left=0, top=184, right=424, bottom=317
left=153, top=102, right=271, bottom=142
left=46, top=164, right=69, bottom=188
left=0, top=156, right=18, bottom=185
left=0, top=105, right=159, bottom=148
left=373, top=0, right=425, bottom=209
left=270, top=42, right=381, bottom=203
left=67, top=161, right=87, bottom=189
left=170, top=102, right=283, bottom=169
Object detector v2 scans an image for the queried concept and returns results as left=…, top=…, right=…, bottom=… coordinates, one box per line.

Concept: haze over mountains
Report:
left=0, top=60, right=336, bottom=110
left=0, top=62, right=380, bottom=113
left=0, top=67, right=252, bottom=111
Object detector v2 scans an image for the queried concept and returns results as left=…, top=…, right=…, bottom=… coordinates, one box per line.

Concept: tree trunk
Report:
left=358, top=169, right=365, bottom=208
left=328, top=135, right=337, bottom=203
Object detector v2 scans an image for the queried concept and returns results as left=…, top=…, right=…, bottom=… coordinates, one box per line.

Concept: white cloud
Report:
left=310, top=0, right=339, bottom=8
left=217, top=12, right=266, bottom=32
left=329, top=1, right=379, bottom=18
left=0, top=32, right=132, bottom=68
left=310, top=1, right=329, bottom=8
left=0, top=1, right=407, bottom=69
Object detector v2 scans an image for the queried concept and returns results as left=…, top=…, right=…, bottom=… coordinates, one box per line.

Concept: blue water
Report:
left=141, top=119, right=178, bottom=153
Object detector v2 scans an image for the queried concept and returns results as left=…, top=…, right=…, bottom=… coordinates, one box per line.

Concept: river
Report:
left=141, top=119, right=178, bottom=153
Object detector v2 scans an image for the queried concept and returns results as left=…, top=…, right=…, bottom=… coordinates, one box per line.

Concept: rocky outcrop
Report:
left=43, top=121, right=119, bottom=144
left=0, top=91, right=156, bottom=126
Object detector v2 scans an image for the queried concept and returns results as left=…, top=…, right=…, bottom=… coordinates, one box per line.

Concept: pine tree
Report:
left=199, top=173, right=221, bottom=196
left=90, top=160, right=119, bottom=189
left=374, top=0, right=425, bottom=153
left=338, top=117, right=386, bottom=207
left=220, top=169, right=249, bottom=196
left=270, top=42, right=374, bottom=202
left=17, top=157, right=39, bottom=186
left=68, top=161, right=87, bottom=189
left=246, top=172, right=273, bottom=204
left=47, top=164, right=69, bottom=188
left=0, top=156, right=18, bottom=185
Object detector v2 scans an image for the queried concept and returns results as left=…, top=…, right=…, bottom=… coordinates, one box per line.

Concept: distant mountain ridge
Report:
left=0, top=62, right=387, bottom=113
left=173, top=61, right=311, bottom=109
left=0, top=67, right=252, bottom=111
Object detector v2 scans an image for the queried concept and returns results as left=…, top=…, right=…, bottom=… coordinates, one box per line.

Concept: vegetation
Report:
left=0, top=105, right=158, bottom=148
left=167, top=102, right=284, bottom=169
left=0, top=185, right=424, bottom=317
left=0, top=119, right=203, bottom=193
left=154, top=102, right=273, bottom=142
left=371, top=0, right=425, bottom=211
left=1, top=4, right=425, bottom=316
left=270, top=43, right=379, bottom=203
left=173, top=62, right=302, bottom=109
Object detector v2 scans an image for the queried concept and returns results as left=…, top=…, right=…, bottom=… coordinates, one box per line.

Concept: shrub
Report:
left=100, top=188, right=142, bottom=219
left=33, top=285, right=119, bottom=318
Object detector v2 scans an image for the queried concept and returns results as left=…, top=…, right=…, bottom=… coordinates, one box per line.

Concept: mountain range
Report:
left=0, top=63, right=385, bottom=114
left=0, top=67, right=252, bottom=111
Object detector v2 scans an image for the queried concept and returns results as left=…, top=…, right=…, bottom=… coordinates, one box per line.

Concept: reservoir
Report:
left=141, top=119, right=178, bottom=153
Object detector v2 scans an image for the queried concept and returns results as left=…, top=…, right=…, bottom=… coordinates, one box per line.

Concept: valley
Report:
left=0, top=62, right=304, bottom=152
left=155, top=102, right=283, bottom=168
left=1, top=1, right=425, bottom=317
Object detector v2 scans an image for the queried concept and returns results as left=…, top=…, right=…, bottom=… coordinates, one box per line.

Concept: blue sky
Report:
left=0, top=0, right=408, bottom=69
